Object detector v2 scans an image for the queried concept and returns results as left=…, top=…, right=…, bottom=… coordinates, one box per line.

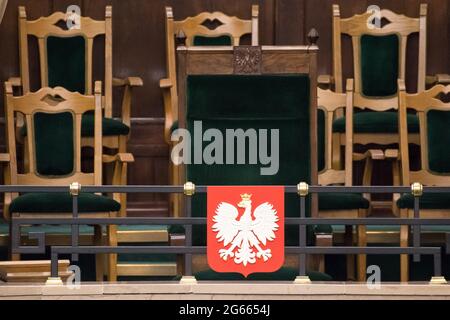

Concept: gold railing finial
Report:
left=184, top=182, right=195, bottom=196
left=297, top=182, right=309, bottom=197
left=411, top=182, right=423, bottom=197
left=69, top=182, right=81, bottom=196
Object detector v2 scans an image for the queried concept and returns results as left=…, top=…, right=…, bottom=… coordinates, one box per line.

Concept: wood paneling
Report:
left=0, top=0, right=449, bottom=216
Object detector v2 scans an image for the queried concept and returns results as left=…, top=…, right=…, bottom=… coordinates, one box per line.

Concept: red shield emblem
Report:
left=207, top=186, right=285, bottom=277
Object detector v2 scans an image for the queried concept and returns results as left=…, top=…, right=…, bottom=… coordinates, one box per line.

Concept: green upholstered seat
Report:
left=360, top=34, right=399, bottom=97
left=193, top=35, right=232, bottom=46
left=9, top=192, right=120, bottom=213
left=186, top=75, right=313, bottom=247
left=397, top=193, right=450, bottom=209
left=192, top=268, right=332, bottom=281
left=319, top=193, right=370, bottom=211
left=81, top=113, right=130, bottom=137
left=332, top=111, right=419, bottom=134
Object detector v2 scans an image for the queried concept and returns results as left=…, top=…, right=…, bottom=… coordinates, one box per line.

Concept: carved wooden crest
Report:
left=233, top=46, right=262, bottom=75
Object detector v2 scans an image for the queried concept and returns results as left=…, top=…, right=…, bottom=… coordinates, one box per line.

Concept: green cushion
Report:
left=9, top=192, right=120, bottom=213
left=427, top=110, right=450, bottom=173
left=360, top=34, right=399, bottom=97
left=193, top=35, right=232, bottom=46
left=332, top=111, right=419, bottom=134
left=319, top=193, right=370, bottom=210
left=397, top=193, right=450, bottom=209
left=193, top=268, right=332, bottom=281
left=318, top=109, right=325, bottom=172
left=34, top=112, right=74, bottom=176
left=81, top=113, right=130, bottom=137
left=185, top=75, right=311, bottom=247
left=47, top=36, right=86, bottom=94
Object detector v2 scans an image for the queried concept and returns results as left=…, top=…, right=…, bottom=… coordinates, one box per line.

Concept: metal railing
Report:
left=5, top=183, right=450, bottom=281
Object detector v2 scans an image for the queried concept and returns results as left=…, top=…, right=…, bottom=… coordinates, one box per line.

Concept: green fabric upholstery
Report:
left=186, top=75, right=311, bottom=247
left=427, top=110, right=450, bottom=173
left=34, top=112, right=74, bottom=176
left=9, top=192, right=120, bottom=213
left=193, top=35, right=232, bottom=46
left=397, top=193, right=450, bottom=209
left=20, top=113, right=130, bottom=138
left=332, top=111, right=419, bottom=134
left=81, top=113, right=130, bottom=137
left=319, top=193, right=370, bottom=210
left=47, top=36, right=86, bottom=94
left=360, top=34, right=399, bottom=97
left=193, top=268, right=332, bottom=281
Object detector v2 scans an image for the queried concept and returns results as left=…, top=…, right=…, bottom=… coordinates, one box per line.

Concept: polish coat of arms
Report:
left=207, top=186, right=285, bottom=277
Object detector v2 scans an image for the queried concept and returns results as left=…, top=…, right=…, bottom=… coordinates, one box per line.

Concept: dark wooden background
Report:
left=0, top=0, right=449, bottom=216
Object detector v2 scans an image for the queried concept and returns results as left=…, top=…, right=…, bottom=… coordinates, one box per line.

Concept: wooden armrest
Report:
left=318, top=75, right=334, bottom=85
left=426, top=74, right=450, bottom=85
left=102, top=153, right=135, bottom=164
left=159, top=78, right=173, bottom=89
left=0, top=153, right=10, bottom=162
left=384, top=149, right=399, bottom=160
left=353, top=149, right=384, bottom=161
left=113, top=77, right=143, bottom=87
left=7, top=77, right=22, bottom=87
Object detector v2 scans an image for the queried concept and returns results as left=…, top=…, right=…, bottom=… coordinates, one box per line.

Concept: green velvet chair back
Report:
left=333, top=4, right=427, bottom=110
left=185, top=74, right=311, bottom=246
left=399, top=83, right=450, bottom=183
left=4, top=83, right=103, bottom=186
left=18, top=6, right=113, bottom=117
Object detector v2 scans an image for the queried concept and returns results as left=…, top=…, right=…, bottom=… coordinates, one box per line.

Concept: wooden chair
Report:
left=0, top=0, right=6, bottom=24
left=396, top=81, right=450, bottom=282
left=318, top=80, right=374, bottom=281
left=8, top=6, right=142, bottom=216
left=160, top=5, right=258, bottom=217
left=2, top=81, right=133, bottom=282
left=323, top=4, right=438, bottom=214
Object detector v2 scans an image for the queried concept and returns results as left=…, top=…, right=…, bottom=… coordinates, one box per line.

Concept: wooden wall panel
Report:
left=0, top=0, right=449, bottom=216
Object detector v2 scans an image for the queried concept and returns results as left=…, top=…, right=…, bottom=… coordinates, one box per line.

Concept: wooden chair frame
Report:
left=2, top=81, right=133, bottom=281
left=318, top=79, right=372, bottom=281
left=160, top=5, right=259, bottom=217
left=10, top=5, right=141, bottom=216
left=397, top=80, right=450, bottom=282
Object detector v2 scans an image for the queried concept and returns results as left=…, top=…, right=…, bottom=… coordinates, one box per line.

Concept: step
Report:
left=0, top=260, right=71, bottom=283
left=117, top=262, right=177, bottom=277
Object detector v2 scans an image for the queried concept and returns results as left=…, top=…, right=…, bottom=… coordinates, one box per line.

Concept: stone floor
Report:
left=1, top=281, right=450, bottom=300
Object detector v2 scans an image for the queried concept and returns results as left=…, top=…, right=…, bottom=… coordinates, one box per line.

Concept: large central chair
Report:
left=172, top=44, right=333, bottom=281
left=2, top=82, right=132, bottom=281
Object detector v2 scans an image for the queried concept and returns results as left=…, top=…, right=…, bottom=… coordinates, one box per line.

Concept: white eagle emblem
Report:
left=212, top=193, right=279, bottom=266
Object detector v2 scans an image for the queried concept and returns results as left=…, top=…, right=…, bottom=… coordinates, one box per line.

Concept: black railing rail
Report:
left=7, top=183, right=450, bottom=281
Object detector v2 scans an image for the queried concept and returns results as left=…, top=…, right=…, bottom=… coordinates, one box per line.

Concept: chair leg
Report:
left=119, top=136, right=128, bottom=218
left=362, top=156, right=373, bottom=206
left=8, top=221, right=20, bottom=261
left=345, top=225, right=355, bottom=280
left=94, top=225, right=104, bottom=282
left=392, top=159, right=401, bottom=217
left=357, top=209, right=367, bottom=282
left=107, top=225, right=118, bottom=282
left=400, top=209, right=409, bottom=283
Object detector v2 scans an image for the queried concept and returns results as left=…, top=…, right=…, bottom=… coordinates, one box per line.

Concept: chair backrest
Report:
left=163, top=5, right=259, bottom=134
left=399, top=80, right=450, bottom=186
left=4, top=81, right=103, bottom=186
left=333, top=4, right=427, bottom=111
left=18, top=6, right=113, bottom=117
left=318, top=80, right=354, bottom=186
